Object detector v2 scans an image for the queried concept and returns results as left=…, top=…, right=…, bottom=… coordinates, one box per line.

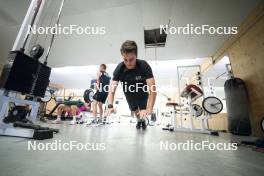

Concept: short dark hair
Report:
left=100, top=64, right=106, bottom=70
left=120, top=40, right=137, bottom=56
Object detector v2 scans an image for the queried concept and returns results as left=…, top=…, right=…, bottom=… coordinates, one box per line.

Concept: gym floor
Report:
left=1, top=0, right=264, bottom=176
left=0, top=119, right=263, bottom=176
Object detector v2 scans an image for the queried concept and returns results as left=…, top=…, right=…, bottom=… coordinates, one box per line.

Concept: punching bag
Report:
left=224, top=78, right=251, bottom=135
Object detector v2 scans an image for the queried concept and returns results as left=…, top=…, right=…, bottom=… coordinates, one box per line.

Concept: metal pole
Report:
left=21, top=0, right=43, bottom=52
left=12, top=0, right=43, bottom=51
left=177, top=66, right=182, bottom=128
left=177, top=65, right=203, bottom=129
left=44, top=0, right=65, bottom=65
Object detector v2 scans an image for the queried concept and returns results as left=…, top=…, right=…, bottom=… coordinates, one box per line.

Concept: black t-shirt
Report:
left=113, top=59, right=153, bottom=101
left=98, top=71, right=110, bottom=93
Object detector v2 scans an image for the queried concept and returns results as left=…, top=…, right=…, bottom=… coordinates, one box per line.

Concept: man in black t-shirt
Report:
left=107, top=40, right=157, bottom=130
left=90, top=64, right=111, bottom=125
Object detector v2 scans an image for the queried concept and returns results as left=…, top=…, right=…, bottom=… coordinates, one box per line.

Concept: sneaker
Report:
left=142, top=119, right=147, bottom=130
left=97, top=118, right=103, bottom=126
left=52, top=118, right=61, bottom=124
left=70, top=120, right=76, bottom=125
left=86, top=118, right=97, bottom=126
left=76, top=116, right=83, bottom=124
left=136, top=121, right=141, bottom=129
left=76, top=119, right=84, bottom=124
left=102, top=117, right=107, bottom=124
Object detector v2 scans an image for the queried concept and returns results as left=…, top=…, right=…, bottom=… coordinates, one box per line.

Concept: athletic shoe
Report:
left=142, top=119, right=147, bottom=130
left=136, top=121, right=141, bottom=129
left=76, top=119, right=84, bottom=124
left=103, top=117, right=107, bottom=124
left=96, top=118, right=103, bottom=126
left=76, top=116, right=84, bottom=124
left=52, top=118, right=61, bottom=124
left=86, top=118, right=97, bottom=126
left=70, top=119, right=76, bottom=125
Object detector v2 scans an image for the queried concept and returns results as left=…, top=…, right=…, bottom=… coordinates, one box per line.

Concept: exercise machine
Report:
left=0, top=0, right=64, bottom=139
left=162, top=65, right=223, bottom=135
left=162, top=102, right=183, bottom=131
left=164, top=85, right=222, bottom=135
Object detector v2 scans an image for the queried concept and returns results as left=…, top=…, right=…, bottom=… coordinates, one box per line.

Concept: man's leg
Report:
left=92, top=100, right=98, bottom=118
left=97, top=92, right=108, bottom=123
left=96, top=102, right=105, bottom=124
left=89, top=100, right=99, bottom=125
left=134, top=109, right=142, bottom=129
left=126, top=100, right=142, bottom=129
left=98, top=102, right=103, bottom=118
left=52, top=104, right=64, bottom=124
left=128, top=98, right=148, bottom=130
left=70, top=105, right=78, bottom=125
left=138, top=98, right=148, bottom=130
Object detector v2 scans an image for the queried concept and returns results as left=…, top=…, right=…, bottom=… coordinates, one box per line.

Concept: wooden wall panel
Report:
left=211, top=1, right=264, bottom=136
left=228, top=16, right=264, bottom=136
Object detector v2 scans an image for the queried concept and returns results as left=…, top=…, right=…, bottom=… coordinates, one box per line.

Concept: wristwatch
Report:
left=108, top=104, right=113, bottom=109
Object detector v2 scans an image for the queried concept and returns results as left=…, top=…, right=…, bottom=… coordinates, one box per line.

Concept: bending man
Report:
left=107, top=40, right=156, bottom=130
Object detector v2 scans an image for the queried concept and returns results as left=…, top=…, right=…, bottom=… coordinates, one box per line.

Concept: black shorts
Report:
left=127, top=97, right=148, bottom=111
left=93, top=91, right=108, bottom=104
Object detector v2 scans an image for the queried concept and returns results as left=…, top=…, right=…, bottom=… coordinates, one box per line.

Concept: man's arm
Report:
left=146, top=77, right=157, bottom=112
left=107, top=80, right=119, bottom=106
left=137, top=77, right=156, bottom=118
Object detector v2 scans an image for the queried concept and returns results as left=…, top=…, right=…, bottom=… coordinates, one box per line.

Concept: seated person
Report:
left=79, top=101, right=91, bottom=111
left=52, top=104, right=80, bottom=125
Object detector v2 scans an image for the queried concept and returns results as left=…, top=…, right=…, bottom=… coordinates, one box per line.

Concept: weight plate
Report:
left=40, top=90, right=52, bottom=103
left=84, top=89, right=94, bottom=103
left=202, top=96, right=223, bottom=114
left=191, top=104, right=203, bottom=117
left=30, top=44, right=44, bottom=59
left=89, top=92, right=94, bottom=101
left=55, top=97, right=64, bottom=102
